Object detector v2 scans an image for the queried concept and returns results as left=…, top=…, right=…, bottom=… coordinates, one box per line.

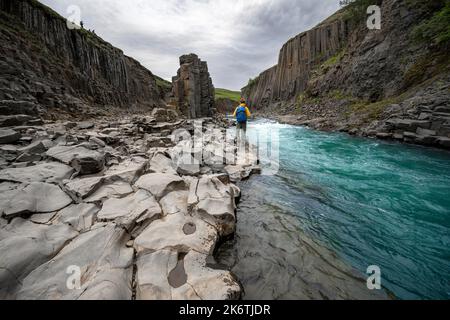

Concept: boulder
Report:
left=64, top=176, right=104, bottom=199
left=134, top=212, right=218, bottom=255
left=77, top=121, right=95, bottom=130
left=0, top=162, right=73, bottom=183
left=85, top=180, right=133, bottom=203
left=151, top=108, right=178, bottom=122
left=97, top=190, right=161, bottom=228
left=149, top=153, right=177, bottom=175
left=52, top=203, right=99, bottom=232
left=0, top=182, right=73, bottom=217
left=0, top=129, right=21, bottom=144
left=104, top=157, right=148, bottom=184
left=135, top=173, right=187, bottom=199
left=0, top=218, right=78, bottom=299
left=159, top=190, right=189, bottom=215
left=0, top=115, right=34, bottom=127
left=17, top=224, right=134, bottom=300
left=46, top=145, right=105, bottom=175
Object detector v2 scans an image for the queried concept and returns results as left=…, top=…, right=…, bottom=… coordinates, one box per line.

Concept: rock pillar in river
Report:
left=172, top=54, right=215, bottom=118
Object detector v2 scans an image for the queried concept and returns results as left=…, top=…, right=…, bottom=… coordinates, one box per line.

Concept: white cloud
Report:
left=40, top=0, right=340, bottom=90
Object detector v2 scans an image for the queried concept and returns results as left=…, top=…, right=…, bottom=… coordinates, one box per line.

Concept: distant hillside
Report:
left=215, top=88, right=241, bottom=103
left=215, top=88, right=240, bottom=114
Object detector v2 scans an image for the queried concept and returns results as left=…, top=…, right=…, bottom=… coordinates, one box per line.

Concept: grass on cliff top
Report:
left=154, top=76, right=172, bottom=90
left=215, top=88, right=241, bottom=102
left=411, top=1, right=450, bottom=47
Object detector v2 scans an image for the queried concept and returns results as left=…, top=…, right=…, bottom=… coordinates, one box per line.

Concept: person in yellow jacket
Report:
left=233, top=98, right=251, bottom=141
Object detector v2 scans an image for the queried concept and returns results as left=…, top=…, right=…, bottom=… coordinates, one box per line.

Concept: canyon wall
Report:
left=242, top=12, right=348, bottom=108
left=0, top=0, right=165, bottom=118
left=242, top=0, right=450, bottom=149
left=172, top=54, right=215, bottom=119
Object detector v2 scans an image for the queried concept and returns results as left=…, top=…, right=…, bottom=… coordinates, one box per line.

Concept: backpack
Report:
left=236, top=106, right=247, bottom=123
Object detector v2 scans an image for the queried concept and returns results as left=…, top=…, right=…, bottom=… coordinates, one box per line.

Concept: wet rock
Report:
left=0, top=129, right=21, bottom=144
left=46, top=145, right=105, bottom=175
left=134, top=212, right=217, bottom=255
left=17, top=224, right=133, bottom=300
left=135, top=173, right=187, bottom=199
left=0, top=182, right=72, bottom=217
left=0, top=218, right=78, bottom=299
left=97, top=190, right=161, bottom=228
left=437, top=137, right=450, bottom=149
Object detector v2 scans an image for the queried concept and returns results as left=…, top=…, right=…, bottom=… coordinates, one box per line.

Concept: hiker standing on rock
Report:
left=233, top=98, right=251, bottom=142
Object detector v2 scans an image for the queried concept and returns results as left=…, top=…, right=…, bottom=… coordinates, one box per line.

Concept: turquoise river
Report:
left=217, top=120, right=450, bottom=300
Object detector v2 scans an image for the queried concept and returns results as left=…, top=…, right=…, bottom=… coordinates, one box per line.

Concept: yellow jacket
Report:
left=232, top=103, right=251, bottom=117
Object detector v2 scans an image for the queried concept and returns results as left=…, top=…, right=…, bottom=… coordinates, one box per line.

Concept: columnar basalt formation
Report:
left=242, top=15, right=348, bottom=108
left=242, top=0, right=450, bottom=150
left=0, top=0, right=165, bottom=118
left=172, top=54, right=215, bottom=118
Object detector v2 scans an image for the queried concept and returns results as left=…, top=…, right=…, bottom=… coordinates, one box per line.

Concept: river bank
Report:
left=0, top=110, right=260, bottom=299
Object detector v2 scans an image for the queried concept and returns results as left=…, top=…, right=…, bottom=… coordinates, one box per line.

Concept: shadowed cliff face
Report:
left=243, top=0, right=449, bottom=107
left=0, top=0, right=165, bottom=119
left=242, top=10, right=348, bottom=109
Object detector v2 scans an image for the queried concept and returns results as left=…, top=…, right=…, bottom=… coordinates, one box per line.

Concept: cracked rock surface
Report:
left=0, top=114, right=259, bottom=300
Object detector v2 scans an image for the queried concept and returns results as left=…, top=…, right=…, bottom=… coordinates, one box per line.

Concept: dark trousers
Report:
left=237, top=121, right=247, bottom=141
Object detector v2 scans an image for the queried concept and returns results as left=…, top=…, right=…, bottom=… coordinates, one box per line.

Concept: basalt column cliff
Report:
left=172, top=54, right=215, bottom=119
left=242, top=0, right=450, bottom=150
left=0, top=0, right=167, bottom=119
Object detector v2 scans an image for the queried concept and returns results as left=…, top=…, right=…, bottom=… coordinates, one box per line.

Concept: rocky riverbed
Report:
left=0, top=109, right=260, bottom=300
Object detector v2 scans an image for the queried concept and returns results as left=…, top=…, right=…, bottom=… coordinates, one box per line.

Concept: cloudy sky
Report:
left=40, top=0, right=340, bottom=90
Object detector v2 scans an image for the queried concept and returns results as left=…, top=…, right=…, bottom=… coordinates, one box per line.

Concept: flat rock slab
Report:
left=85, top=180, right=133, bottom=203
left=149, top=153, right=177, bottom=175
left=52, top=203, right=99, bottom=232
left=0, top=218, right=78, bottom=299
left=0, top=162, right=73, bottom=183
left=135, top=173, right=187, bottom=199
left=134, top=212, right=218, bottom=255
left=136, top=249, right=240, bottom=300
left=17, top=224, right=133, bottom=300
left=97, top=190, right=161, bottom=228
left=159, top=190, right=189, bottom=215
left=0, top=129, right=21, bottom=144
left=0, top=182, right=73, bottom=217
left=104, top=157, right=148, bottom=183
left=64, top=176, right=104, bottom=199
left=46, top=145, right=105, bottom=175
